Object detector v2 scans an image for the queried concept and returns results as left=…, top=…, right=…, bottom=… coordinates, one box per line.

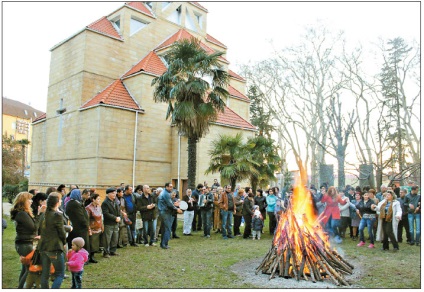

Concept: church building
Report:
left=30, top=2, right=256, bottom=196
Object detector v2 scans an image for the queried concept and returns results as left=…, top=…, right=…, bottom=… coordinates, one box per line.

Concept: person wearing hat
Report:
left=66, top=237, right=89, bottom=289
left=101, top=188, right=121, bottom=257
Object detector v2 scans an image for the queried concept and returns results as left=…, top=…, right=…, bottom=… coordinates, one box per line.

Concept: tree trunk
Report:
left=21, top=145, right=25, bottom=177
left=336, top=146, right=345, bottom=189
left=187, top=136, right=197, bottom=190
left=230, top=178, right=237, bottom=191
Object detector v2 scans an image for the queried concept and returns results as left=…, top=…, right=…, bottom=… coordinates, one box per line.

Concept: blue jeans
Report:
left=40, top=251, right=65, bottom=289
left=221, top=210, right=233, bottom=237
left=15, top=243, right=33, bottom=288
left=325, top=216, right=340, bottom=237
left=408, top=213, right=421, bottom=243
left=71, top=271, right=83, bottom=289
left=142, top=220, right=154, bottom=245
left=159, top=211, right=173, bottom=248
left=359, top=217, right=376, bottom=244
left=201, top=209, right=212, bottom=236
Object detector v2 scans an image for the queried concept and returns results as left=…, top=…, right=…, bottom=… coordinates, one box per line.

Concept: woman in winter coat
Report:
left=320, top=186, right=348, bottom=244
left=65, top=189, right=90, bottom=254
left=85, top=193, right=103, bottom=263
left=266, top=189, right=278, bottom=234
left=38, top=194, right=67, bottom=289
left=10, top=192, right=45, bottom=288
left=375, top=190, right=402, bottom=251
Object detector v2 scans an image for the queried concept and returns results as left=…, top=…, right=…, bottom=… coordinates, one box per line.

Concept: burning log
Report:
left=256, top=185, right=354, bottom=286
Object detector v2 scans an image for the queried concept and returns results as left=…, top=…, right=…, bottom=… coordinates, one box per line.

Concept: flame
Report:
left=272, top=182, right=331, bottom=275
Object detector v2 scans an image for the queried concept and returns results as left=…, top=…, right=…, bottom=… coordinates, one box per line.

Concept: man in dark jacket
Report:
left=123, top=185, right=138, bottom=246
left=405, top=186, right=421, bottom=246
left=138, top=185, right=156, bottom=246
left=157, top=183, right=182, bottom=249
left=397, top=188, right=411, bottom=243
left=192, top=184, right=203, bottom=231
left=199, top=186, right=214, bottom=238
left=101, top=188, right=121, bottom=257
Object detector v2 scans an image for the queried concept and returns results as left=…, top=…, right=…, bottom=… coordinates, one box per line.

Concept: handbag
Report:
left=31, top=249, right=41, bottom=266
left=20, top=249, right=35, bottom=266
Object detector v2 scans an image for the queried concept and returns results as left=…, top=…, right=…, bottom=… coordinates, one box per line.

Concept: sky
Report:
left=2, top=2, right=420, bottom=113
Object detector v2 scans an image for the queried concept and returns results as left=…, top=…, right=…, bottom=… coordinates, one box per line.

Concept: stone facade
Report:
left=30, top=2, right=255, bottom=198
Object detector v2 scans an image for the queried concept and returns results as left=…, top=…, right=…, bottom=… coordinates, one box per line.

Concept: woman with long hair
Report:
left=320, top=186, right=348, bottom=244
left=356, top=191, right=377, bottom=248
left=30, top=192, right=48, bottom=218
left=212, top=187, right=222, bottom=233
left=38, top=193, right=66, bottom=288
left=85, top=193, right=103, bottom=263
left=10, top=192, right=45, bottom=288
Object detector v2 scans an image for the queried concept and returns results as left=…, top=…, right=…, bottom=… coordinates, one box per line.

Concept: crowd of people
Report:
left=9, top=179, right=420, bottom=288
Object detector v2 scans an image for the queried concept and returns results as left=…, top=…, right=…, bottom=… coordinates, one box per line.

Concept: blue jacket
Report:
left=266, top=195, right=277, bottom=212
left=158, top=189, right=178, bottom=213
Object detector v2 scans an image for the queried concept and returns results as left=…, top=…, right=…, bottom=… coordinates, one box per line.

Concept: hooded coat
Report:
left=66, top=248, right=89, bottom=272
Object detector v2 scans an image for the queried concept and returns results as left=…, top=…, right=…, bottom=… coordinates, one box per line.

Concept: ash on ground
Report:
left=230, top=256, right=365, bottom=289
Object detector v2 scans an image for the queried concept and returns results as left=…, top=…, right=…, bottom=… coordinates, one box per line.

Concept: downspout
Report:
left=177, top=132, right=181, bottom=193
left=132, top=111, right=139, bottom=189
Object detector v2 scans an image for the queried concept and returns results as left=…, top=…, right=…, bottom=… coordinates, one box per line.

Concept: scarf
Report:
left=379, top=201, right=393, bottom=222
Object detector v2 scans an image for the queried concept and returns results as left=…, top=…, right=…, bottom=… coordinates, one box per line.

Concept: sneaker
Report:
left=103, top=253, right=110, bottom=258
left=150, top=243, right=157, bottom=246
left=110, top=252, right=119, bottom=256
left=357, top=241, right=365, bottom=247
left=145, top=244, right=149, bottom=247
left=334, top=236, right=342, bottom=244
left=206, top=235, right=210, bottom=238
left=252, top=238, right=256, bottom=240
left=368, top=244, right=375, bottom=248
left=257, top=238, right=261, bottom=240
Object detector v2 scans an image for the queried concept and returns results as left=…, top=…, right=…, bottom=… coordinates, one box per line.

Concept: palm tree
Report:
left=245, top=136, right=281, bottom=193
left=152, top=38, right=230, bottom=189
left=205, top=133, right=259, bottom=190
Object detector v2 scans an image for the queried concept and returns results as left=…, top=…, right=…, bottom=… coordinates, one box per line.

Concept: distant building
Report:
left=30, top=2, right=256, bottom=196
left=3, top=97, right=45, bottom=177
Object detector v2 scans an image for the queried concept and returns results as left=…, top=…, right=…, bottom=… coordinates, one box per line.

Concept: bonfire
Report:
left=256, top=184, right=354, bottom=286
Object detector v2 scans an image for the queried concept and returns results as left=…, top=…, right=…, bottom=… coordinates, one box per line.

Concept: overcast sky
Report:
left=2, top=2, right=420, bottom=112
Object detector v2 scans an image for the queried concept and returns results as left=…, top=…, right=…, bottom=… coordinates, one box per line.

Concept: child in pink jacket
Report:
left=66, top=237, right=88, bottom=289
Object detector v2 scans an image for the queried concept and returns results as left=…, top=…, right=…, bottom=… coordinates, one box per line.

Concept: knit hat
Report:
left=72, top=237, right=85, bottom=249
left=106, top=187, right=116, bottom=194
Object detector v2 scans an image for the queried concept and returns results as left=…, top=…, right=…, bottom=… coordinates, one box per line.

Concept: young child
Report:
left=252, top=206, right=264, bottom=240
left=66, top=237, right=89, bottom=289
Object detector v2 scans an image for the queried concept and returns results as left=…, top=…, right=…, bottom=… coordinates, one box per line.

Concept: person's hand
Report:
left=38, top=205, right=46, bottom=214
left=34, top=235, right=41, bottom=240
left=69, top=226, right=73, bottom=232
left=356, top=209, right=360, bottom=214
left=101, top=225, right=104, bottom=233
left=177, top=209, right=183, bottom=214
left=116, top=217, right=121, bottom=223
left=89, top=229, right=92, bottom=236
left=409, top=204, right=415, bottom=210
left=396, top=215, right=401, bottom=220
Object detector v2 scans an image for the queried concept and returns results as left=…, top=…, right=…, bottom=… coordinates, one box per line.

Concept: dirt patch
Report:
left=230, top=256, right=365, bottom=289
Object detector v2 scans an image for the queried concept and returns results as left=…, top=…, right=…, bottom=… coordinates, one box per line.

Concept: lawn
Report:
left=2, top=215, right=421, bottom=289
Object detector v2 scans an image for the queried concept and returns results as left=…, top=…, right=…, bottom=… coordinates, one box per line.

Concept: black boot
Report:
left=89, top=252, right=98, bottom=263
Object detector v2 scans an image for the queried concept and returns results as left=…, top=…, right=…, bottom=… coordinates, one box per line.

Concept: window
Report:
left=130, top=18, right=148, bottom=35
left=194, top=12, right=202, bottom=29
left=159, top=55, right=169, bottom=68
left=34, top=112, right=37, bottom=117
left=112, top=17, right=120, bottom=32
left=185, top=8, right=197, bottom=32
left=167, top=5, right=181, bottom=25
left=24, top=109, right=28, bottom=115
left=162, top=2, right=170, bottom=10
left=145, top=2, right=153, bottom=9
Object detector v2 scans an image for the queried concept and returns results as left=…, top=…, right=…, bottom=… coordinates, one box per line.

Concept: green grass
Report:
left=2, top=215, right=421, bottom=288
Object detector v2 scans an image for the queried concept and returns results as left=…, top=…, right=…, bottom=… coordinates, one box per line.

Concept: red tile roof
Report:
left=190, top=2, right=208, bottom=12
left=87, top=16, right=122, bottom=40
left=228, top=85, right=249, bottom=102
left=228, top=69, right=246, bottom=82
left=125, top=2, right=155, bottom=18
left=214, top=106, right=255, bottom=130
left=32, top=113, right=46, bottom=123
left=155, top=29, right=215, bottom=54
left=81, top=79, right=141, bottom=111
left=206, top=34, right=227, bottom=49
left=123, top=51, right=167, bottom=78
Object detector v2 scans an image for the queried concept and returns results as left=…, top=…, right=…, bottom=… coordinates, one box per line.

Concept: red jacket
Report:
left=321, top=195, right=348, bottom=224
